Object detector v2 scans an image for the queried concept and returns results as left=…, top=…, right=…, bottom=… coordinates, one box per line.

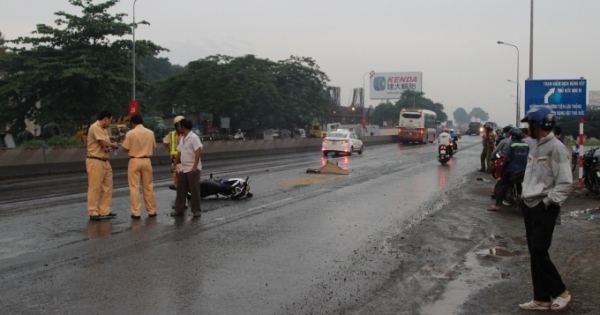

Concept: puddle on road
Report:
left=477, top=248, right=529, bottom=257
left=277, top=177, right=336, bottom=187
left=512, top=236, right=527, bottom=246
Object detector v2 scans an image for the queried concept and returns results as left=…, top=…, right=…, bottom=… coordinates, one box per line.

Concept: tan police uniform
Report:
left=485, top=131, right=496, bottom=171
left=122, top=124, right=157, bottom=217
left=163, top=130, right=183, bottom=187
left=86, top=121, right=113, bottom=216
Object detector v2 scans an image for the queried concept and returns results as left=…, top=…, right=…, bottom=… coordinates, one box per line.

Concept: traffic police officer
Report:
left=86, top=110, right=119, bottom=220
left=122, top=115, right=157, bottom=219
left=479, top=124, right=496, bottom=173
left=163, top=115, right=185, bottom=189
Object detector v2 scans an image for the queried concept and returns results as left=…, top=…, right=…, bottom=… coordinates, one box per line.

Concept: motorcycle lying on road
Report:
left=169, top=173, right=253, bottom=199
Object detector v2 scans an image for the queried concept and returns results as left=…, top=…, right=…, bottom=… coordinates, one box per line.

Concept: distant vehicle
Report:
left=397, top=108, right=437, bottom=144
left=307, top=124, right=327, bottom=138
left=322, top=130, right=363, bottom=157
left=294, top=129, right=306, bottom=138
left=467, top=122, right=482, bottom=136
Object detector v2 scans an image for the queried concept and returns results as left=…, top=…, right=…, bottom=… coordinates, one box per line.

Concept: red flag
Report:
left=128, top=100, right=139, bottom=118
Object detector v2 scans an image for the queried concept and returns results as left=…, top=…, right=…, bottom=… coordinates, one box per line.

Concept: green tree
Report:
left=453, top=107, right=471, bottom=124
left=557, top=108, right=600, bottom=139
left=0, top=30, right=7, bottom=57
left=371, top=102, right=398, bottom=125
left=470, top=107, right=489, bottom=122
left=159, top=54, right=329, bottom=132
left=137, top=56, right=183, bottom=116
left=274, top=56, right=329, bottom=130
left=0, top=0, right=166, bottom=134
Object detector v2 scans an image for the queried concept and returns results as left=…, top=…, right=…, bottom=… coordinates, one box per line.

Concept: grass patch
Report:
left=18, top=137, right=84, bottom=147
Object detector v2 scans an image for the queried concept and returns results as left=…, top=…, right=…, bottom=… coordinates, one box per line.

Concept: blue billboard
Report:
left=524, top=79, right=587, bottom=117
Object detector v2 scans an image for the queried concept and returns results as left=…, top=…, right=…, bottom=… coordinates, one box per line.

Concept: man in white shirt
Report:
left=171, top=119, right=203, bottom=218
left=438, top=128, right=452, bottom=155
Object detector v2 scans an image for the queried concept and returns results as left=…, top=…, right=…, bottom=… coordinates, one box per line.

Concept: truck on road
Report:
left=467, top=122, right=482, bottom=136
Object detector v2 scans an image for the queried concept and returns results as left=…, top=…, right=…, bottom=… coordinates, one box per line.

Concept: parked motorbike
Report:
left=169, top=173, right=253, bottom=199
left=582, top=147, right=600, bottom=195
left=492, top=153, right=504, bottom=180
left=502, top=171, right=525, bottom=207
left=438, top=144, right=451, bottom=165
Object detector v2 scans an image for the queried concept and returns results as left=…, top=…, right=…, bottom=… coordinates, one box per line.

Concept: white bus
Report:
left=397, top=108, right=437, bottom=144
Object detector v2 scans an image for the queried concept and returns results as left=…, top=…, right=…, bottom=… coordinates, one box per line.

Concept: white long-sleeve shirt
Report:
left=438, top=132, right=451, bottom=146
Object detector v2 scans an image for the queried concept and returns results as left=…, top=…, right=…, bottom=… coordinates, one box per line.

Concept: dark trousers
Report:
left=175, top=171, right=201, bottom=215
left=495, top=171, right=512, bottom=205
left=522, top=201, right=566, bottom=302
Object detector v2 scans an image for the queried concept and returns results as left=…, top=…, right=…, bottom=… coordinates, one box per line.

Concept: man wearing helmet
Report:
left=163, top=115, right=185, bottom=192
left=491, top=126, right=512, bottom=158
left=487, top=127, right=528, bottom=212
left=518, top=107, right=572, bottom=311
left=479, top=124, right=496, bottom=172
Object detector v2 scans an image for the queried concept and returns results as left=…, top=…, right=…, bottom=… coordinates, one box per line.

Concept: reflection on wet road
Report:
left=0, top=137, right=482, bottom=314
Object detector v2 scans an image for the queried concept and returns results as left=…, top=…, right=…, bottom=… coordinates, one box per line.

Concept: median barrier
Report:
left=0, top=136, right=397, bottom=179
left=155, top=146, right=171, bottom=165
left=0, top=147, right=48, bottom=178
left=44, top=146, right=87, bottom=175
left=362, top=135, right=399, bottom=146
left=273, top=138, right=322, bottom=154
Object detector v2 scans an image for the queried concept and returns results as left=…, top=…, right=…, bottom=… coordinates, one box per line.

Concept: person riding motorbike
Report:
left=491, top=126, right=512, bottom=159
left=488, top=127, right=529, bottom=211
left=449, top=129, right=458, bottom=151
left=438, top=128, right=453, bottom=156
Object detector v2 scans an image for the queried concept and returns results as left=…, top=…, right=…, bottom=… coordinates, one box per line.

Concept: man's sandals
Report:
left=518, top=294, right=571, bottom=311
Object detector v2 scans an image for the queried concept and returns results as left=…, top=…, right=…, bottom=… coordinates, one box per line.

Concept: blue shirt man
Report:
left=488, top=127, right=529, bottom=211
left=504, top=138, right=529, bottom=173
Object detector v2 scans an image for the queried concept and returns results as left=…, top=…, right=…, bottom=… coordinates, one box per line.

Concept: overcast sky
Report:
left=2, top=0, right=599, bottom=127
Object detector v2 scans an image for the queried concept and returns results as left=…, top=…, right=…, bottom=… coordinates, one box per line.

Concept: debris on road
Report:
left=306, top=160, right=348, bottom=175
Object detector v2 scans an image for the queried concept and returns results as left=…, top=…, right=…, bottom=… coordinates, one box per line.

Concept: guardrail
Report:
left=0, top=136, right=398, bottom=179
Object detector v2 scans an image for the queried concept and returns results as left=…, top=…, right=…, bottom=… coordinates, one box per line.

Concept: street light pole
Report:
left=508, top=79, right=521, bottom=124
left=362, top=71, right=374, bottom=117
left=498, top=41, right=520, bottom=125
left=132, top=0, right=138, bottom=101
left=529, top=0, right=534, bottom=79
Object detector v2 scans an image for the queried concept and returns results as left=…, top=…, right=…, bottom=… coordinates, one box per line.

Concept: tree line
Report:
left=0, top=0, right=330, bottom=136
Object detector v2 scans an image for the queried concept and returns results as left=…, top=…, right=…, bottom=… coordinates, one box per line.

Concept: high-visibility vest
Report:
left=169, top=131, right=178, bottom=157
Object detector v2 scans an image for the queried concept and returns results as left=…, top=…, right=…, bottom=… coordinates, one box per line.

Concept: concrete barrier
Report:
left=362, top=135, right=399, bottom=146
left=0, top=136, right=397, bottom=179
left=44, top=146, right=88, bottom=175
left=0, top=147, right=48, bottom=178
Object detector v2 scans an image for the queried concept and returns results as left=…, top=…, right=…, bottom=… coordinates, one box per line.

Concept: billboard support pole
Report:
left=579, top=116, right=584, bottom=186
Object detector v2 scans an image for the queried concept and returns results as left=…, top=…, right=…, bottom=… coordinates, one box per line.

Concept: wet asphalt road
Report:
left=0, top=137, right=482, bottom=314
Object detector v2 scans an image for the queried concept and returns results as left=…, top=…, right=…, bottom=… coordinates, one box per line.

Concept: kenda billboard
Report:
left=370, top=72, right=422, bottom=99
